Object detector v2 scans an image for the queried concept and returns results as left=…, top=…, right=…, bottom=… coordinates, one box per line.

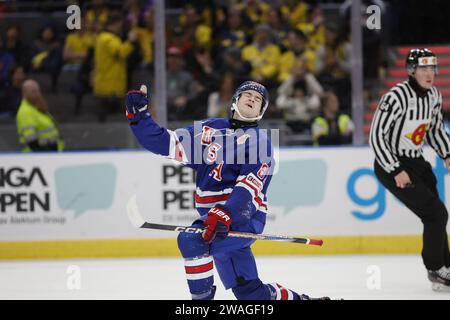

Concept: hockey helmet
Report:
left=231, top=81, right=269, bottom=121
left=406, top=48, right=438, bottom=75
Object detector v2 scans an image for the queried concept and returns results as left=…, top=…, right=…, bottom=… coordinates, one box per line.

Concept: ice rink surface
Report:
left=1, top=255, right=449, bottom=300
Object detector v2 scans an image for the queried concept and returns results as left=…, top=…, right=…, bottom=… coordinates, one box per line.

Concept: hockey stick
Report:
left=127, top=195, right=323, bottom=246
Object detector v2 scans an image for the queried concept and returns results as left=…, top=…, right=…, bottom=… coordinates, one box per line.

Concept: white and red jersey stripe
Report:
left=184, top=256, right=214, bottom=281
left=195, top=173, right=268, bottom=213
left=235, top=174, right=268, bottom=213
left=194, top=187, right=233, bottom=208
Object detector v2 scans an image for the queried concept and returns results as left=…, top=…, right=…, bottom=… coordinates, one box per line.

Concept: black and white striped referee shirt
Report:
left=369, top=80, right=450, bottom=175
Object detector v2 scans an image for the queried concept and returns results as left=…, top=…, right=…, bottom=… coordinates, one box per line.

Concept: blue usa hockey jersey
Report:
left=130, top=116, right=274, bottom=227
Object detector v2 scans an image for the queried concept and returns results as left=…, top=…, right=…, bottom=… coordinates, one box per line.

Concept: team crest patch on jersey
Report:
left=201, top=126, right=216, bottom=145
left=405, top=123, right=430, bottom=145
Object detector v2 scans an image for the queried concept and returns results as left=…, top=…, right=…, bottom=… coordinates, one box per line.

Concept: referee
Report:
left=369, top=48, right=450, bottom=291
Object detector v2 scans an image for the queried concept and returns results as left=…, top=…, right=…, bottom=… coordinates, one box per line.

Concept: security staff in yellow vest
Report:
left=311, top=91, right=353, bottom=146
left=16, top=79, right=64, bottom=152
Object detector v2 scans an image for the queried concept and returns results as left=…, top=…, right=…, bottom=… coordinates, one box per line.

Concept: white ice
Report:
left=0, top=255, right=449, bottom=300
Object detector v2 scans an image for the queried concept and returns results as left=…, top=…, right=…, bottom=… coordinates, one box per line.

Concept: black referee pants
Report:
left=374, top=157, right=450, bottom=271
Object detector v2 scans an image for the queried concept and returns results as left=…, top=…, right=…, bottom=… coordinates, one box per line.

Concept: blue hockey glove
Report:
left=202, top=205, right=232, bottom=244
left=125, top=85, right=151, bottom=124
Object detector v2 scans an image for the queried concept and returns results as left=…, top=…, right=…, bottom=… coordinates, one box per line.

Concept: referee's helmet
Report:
left=406, top=48, right=438, bottom=75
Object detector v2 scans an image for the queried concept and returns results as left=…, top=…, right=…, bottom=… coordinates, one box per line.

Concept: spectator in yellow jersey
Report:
left=63, top=18, right=96, bottom=66
left=215, top=6, right=249, bottom=56
left=280, top=0, right=309, bottom=28
left=241, top=24, right=281, bottom=89
left=93, top=12, right=137, bottom=122
left=16, top=79, right=63, bottom=152
left=278, top=29, right=316, bottom=82
left=296, top=5, right=326, bottom=51
left=179, top=6, right=212, bottom=52
left=315, top=23, right=351, bottom=81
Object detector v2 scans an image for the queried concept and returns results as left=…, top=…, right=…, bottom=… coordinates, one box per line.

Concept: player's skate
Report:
left=299, top=294, right=331, bottom=300
left=192, top=285, right=216, bottom=300
left=428, top=266, right=450, bottom=292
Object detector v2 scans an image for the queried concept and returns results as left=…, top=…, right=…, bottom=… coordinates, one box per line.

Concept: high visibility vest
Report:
left=16, top=98, right=64, bottom=152
left=312, top=114, right=351, bottom=146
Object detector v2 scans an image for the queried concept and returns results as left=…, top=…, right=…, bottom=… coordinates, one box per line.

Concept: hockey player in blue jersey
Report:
left=125, top=81, right=329, bottom=300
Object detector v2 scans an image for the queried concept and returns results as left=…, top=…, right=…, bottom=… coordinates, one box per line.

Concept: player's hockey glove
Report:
left=125, top=85, right=151, bottom=124
left=202, top=205, right=232, bottom=244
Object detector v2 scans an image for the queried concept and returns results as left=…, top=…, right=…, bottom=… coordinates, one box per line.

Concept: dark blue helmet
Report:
left=231, top=81, right=269, bottom=121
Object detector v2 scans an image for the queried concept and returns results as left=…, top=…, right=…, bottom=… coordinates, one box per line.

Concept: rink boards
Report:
left=0, top=147, right=449, bottom=259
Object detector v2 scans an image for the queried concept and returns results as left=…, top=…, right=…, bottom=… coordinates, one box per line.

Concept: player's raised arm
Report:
left=125, top=85, right=192, bottom=165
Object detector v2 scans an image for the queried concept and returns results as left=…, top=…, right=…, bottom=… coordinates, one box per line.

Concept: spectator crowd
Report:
left=0, top=0, right=378, bottom=146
